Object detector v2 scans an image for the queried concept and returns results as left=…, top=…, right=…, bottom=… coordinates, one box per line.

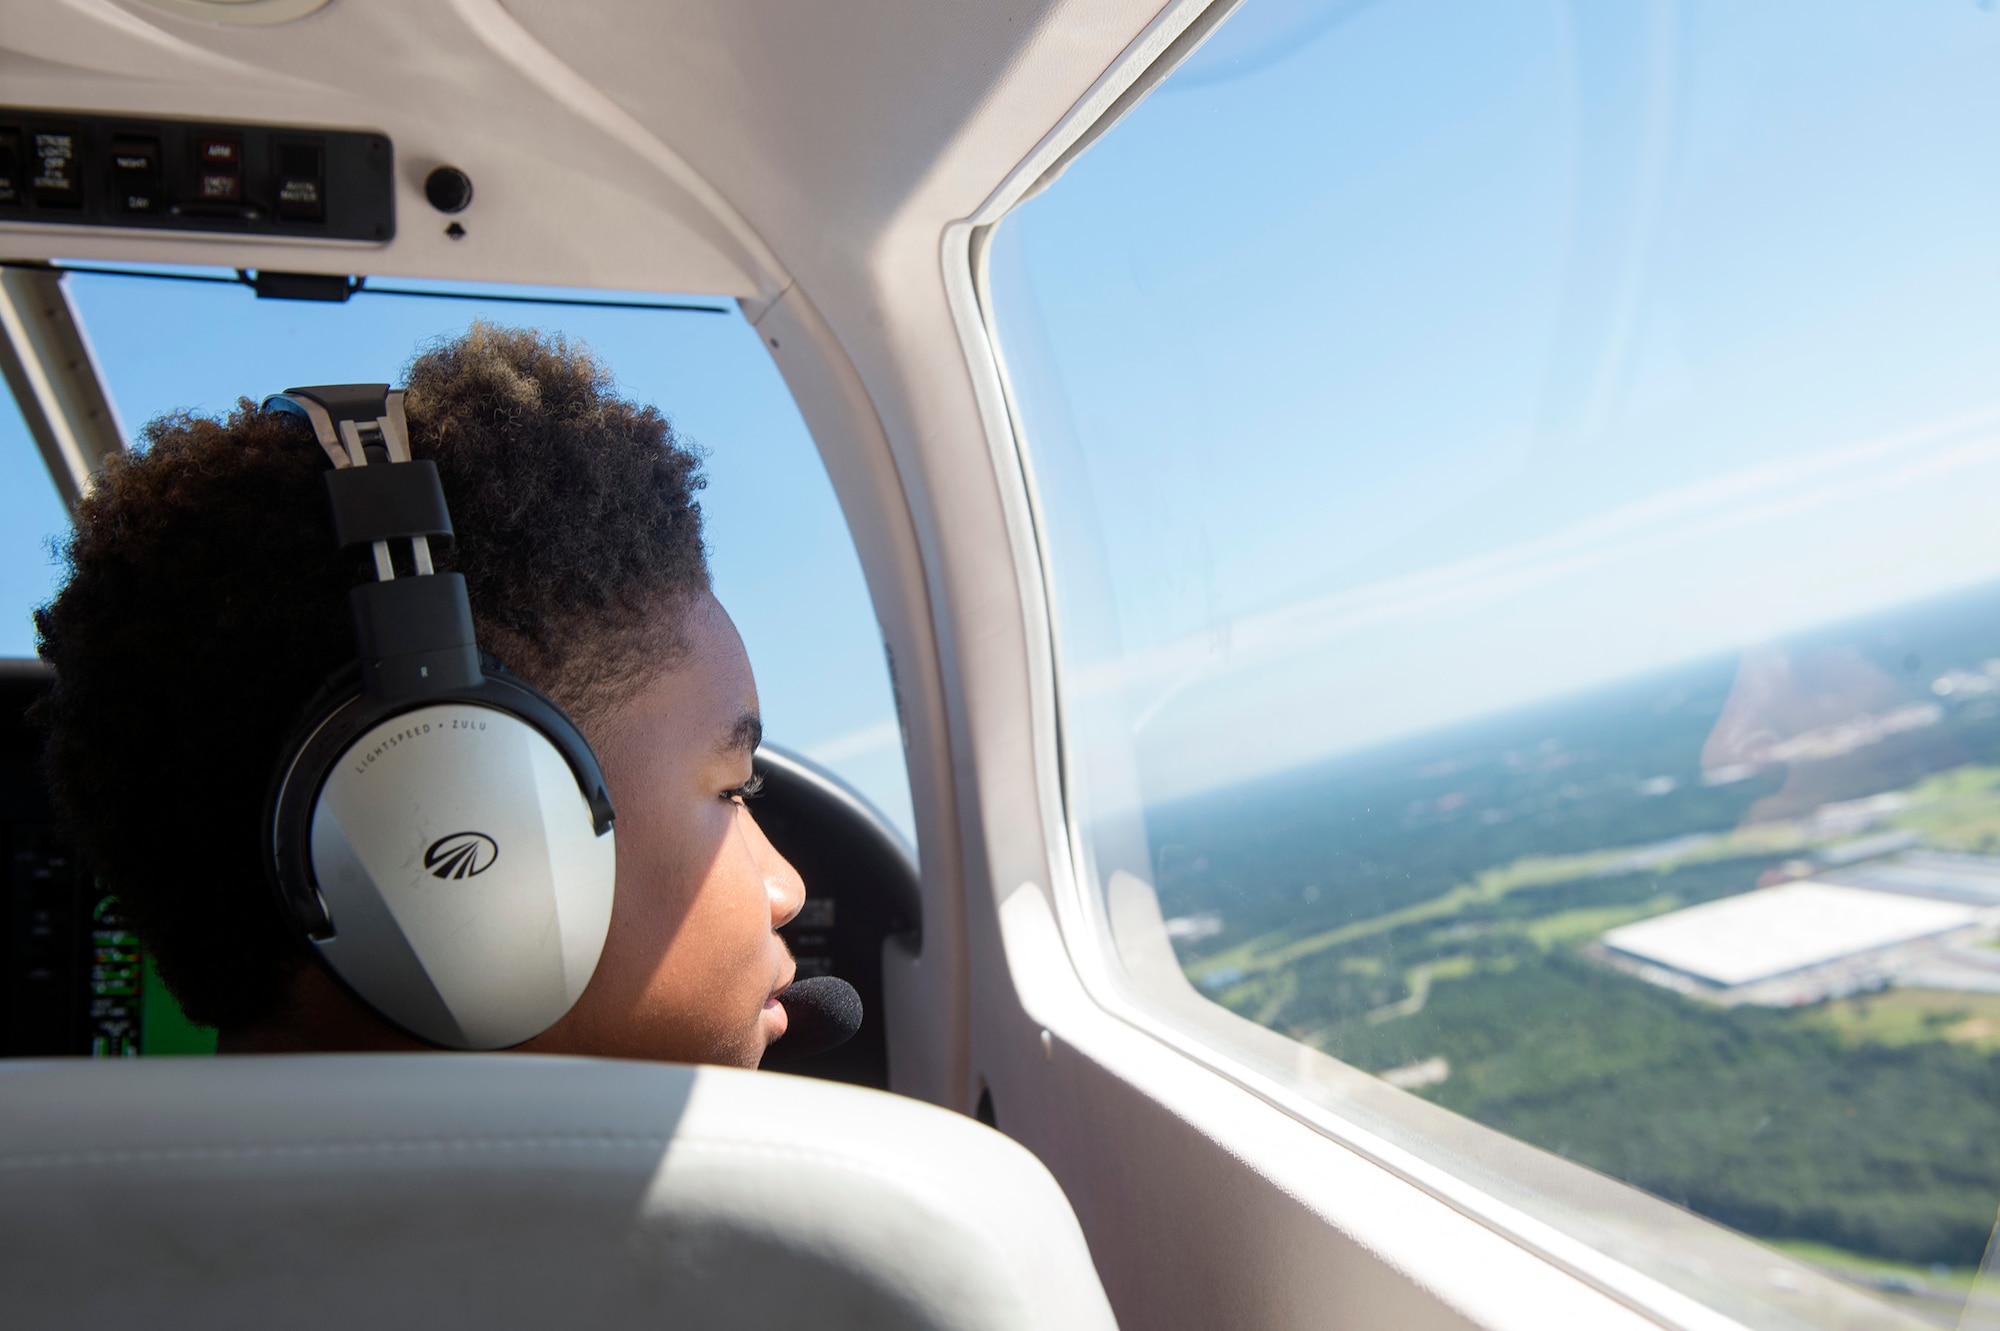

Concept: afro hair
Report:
left=34, top=323, right=710, bottom=1029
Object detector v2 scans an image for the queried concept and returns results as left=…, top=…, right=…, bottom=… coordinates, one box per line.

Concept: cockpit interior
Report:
left=4, top=2, right=1998, bottom=1328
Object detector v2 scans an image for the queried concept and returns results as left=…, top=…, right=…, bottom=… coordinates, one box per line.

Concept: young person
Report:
left=34, top=323, right=806, bottom=1066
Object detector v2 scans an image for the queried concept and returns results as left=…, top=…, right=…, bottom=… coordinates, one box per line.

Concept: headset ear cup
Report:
left=264, top=666, right=367, bottom=941
left=472, top=669, right=617, bottom=835
left=264, top=666, right=617, bottom=1050
left=300, top=697, right=616, bottom=1049
left=290, top=663, right=365, bottom=742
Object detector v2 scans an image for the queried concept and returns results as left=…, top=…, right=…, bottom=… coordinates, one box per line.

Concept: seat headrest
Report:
left=0, top=1054, right=1118, bottom=1331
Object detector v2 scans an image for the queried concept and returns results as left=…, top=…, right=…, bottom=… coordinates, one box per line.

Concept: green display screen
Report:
left=84, top=891, right=216, bottom=1058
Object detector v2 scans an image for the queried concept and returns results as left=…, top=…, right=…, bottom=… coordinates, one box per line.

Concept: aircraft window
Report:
left=989, top=0, right=2000, bottom=1316
left=57, top=267, right=914, bottom=841
left=0, top=391, right=70, bottom=658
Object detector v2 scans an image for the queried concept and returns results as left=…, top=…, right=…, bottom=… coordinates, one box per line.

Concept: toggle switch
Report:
left=274, top=142, right=325, bottom=222
left=31, top=129, right=81, bottom=208
left=196, top=136, right=242, bottom=204
left=110, top=137, right=161, bottom=214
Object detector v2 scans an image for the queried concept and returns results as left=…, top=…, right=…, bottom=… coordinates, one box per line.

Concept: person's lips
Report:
left=762, top=991, right=790, bottom=1040
left=762, top=961, right=797, bottom=1040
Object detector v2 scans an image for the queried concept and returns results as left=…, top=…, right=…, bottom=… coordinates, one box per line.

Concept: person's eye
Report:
left=722, top=772, right=765, bottom=803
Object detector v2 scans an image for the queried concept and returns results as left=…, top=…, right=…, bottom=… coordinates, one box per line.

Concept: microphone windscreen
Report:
left=765, top=975, right=863, bottom=1062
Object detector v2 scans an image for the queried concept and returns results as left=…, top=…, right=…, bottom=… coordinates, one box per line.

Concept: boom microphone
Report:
left=765, top=976, right=863, bottom=1063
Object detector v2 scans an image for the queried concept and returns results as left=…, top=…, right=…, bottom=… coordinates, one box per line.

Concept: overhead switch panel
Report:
left=0, top=108, right=392, bottom=243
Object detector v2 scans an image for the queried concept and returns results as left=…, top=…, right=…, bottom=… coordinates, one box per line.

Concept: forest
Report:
left=1147, top=580, right=2000, bottom=1266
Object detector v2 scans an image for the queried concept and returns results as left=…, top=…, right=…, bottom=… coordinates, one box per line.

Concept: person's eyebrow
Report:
left=719, top=711, right=762, bottom=756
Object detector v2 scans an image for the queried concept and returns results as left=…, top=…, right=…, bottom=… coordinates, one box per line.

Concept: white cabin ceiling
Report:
left=0, top=0, right=1171, bottom=298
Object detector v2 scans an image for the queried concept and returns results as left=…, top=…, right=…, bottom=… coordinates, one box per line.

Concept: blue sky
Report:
left=991, top=0, right=2000, bottom=803
left=0, top=274, right=913, bottom=837
left=9, top=0, right=2000, bottom=837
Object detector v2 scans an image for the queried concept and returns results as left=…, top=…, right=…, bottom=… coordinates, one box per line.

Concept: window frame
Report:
left=943, top=3, right=1935, bottom=1327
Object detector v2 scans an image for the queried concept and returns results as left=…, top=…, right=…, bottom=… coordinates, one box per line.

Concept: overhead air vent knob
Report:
left=424, top=166, right=473, bottom=215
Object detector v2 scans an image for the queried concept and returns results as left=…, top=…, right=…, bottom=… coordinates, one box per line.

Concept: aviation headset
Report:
left=261, top=385, right=618, bottom=1051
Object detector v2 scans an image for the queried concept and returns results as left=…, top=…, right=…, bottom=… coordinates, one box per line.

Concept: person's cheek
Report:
left=638, top=795, right=731, bottom=1019
left=698, top=808, right=761, bottom=985
left=737, top=836, right=774, bottom=980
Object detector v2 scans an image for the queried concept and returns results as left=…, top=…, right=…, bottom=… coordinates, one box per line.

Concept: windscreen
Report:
left=1, top=268, right=914, bottom=1057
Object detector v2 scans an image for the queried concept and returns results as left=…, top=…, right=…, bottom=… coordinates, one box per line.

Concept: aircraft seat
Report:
left=0, top=1053, right=1119, bottom=1329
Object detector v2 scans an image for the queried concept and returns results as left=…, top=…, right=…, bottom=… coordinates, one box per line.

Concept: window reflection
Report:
left=992, top=0, right=2000, bottom=1310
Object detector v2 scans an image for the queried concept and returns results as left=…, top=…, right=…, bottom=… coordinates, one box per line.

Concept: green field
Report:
left=1174, top=789, right=2000, bottom=1264
left=1355, top=957, right=2000, bottom=1264
left=1766, top=1240, right=1984, bottom=1326
left=1151, top=587, right=2000, bottom=1268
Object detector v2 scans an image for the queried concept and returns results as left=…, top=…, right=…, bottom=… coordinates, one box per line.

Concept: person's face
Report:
left=526, top=593, right=805, bottom=1067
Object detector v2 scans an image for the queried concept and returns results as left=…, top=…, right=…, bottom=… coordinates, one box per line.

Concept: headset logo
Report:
left=423, top=831, right=499, bottom=880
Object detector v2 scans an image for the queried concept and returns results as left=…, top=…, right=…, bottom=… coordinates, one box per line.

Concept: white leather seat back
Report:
left=0, top=1055, right=1119, bottom=1330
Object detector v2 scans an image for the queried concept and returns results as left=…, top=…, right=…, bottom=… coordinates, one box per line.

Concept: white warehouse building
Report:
left=1599, top=876, right=2000, bottom=1005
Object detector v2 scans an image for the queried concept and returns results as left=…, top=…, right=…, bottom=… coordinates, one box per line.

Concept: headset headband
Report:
left=265, top=385, right=479, bottom=701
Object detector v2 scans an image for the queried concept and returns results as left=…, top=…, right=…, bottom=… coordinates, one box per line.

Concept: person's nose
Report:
left=744, top=807, right=806, bottom=929
left=766, top=854, right=806, bottom=930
